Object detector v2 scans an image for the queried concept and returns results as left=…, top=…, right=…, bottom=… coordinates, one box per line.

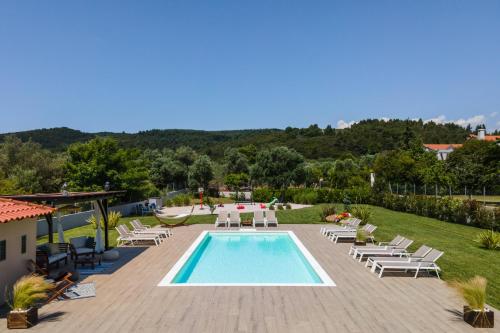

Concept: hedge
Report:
left=252, top=187, right=499, bottom=230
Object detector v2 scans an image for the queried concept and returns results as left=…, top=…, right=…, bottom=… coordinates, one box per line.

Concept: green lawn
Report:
left=38, top=205, right=500, bottom=308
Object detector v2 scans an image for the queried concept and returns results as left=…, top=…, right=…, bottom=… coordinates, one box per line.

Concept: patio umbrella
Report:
left=57, top=211, right=65, bottom=243
left=94, top=203, right=104, bottom=253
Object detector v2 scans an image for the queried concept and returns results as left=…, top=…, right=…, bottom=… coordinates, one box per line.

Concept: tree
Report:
left=250, top=146, right=305, bottom=188
left=0, top=136, right=64, bottom=194
left=150, top=157, right=186, bottom=190
left=188, top=155, right=214, bottom=190
left=65, top=137, right=155, bottom=201
left=238, top=144, right=257, bottom=164
left=174, top=146, right=197, bottom=167
left=223, top=148, right=249, bottom=175
left=224, top=173, right=249, bottom=190
left=446, top=140, right=500, bottom=194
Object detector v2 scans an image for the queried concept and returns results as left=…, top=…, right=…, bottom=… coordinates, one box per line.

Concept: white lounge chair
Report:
left=253, top=211, right=266, bottom=227
left=321, top=219, right=361, bottom=236
left=215, top=211, right=229, bottom=228
left=228, top=211, right=241, bottom=228
left=352, top=238, right=414, bottom=262
left=130, top=220, right=171, bottom=238
left=115, top=225, right=160, bottom=246
left=330, top=224, right=377, bottom=243
left=366, top=244, right=432, bottom=268
left=372, top=249, right=444, bottom=278
left=348, top=234, right=405, bottom=255
left=120, top=224, right=164, bottom=243
left=265, top=210, right=278, bottom=227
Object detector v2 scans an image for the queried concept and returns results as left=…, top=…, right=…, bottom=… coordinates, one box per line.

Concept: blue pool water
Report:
left=171, top=232, right=323, bottom=284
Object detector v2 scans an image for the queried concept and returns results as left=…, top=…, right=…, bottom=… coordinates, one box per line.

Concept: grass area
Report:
left=38, top=204, right=500, bottom=308
left=451, top=195, right=500, bottom=203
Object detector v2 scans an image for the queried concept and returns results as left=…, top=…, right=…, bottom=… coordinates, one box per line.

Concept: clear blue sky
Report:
left=1, top=0, right=499, bottom=133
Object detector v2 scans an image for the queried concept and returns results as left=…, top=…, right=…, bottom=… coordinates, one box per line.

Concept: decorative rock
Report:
left=103, top=249, right=120, bottom=261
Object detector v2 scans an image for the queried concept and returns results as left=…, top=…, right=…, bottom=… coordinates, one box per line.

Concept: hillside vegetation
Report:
left=0, top=119, right=469, bottom=159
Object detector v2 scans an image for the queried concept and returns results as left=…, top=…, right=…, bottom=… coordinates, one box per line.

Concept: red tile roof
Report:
left=423, top=144, right=463, bottom=151
left=0, top=198, right=55, bottom=224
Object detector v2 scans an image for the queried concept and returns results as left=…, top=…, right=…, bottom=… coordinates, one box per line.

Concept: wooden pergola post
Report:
left=97, top=199, right=110, bottom=250
left=45, top=214, right=54, bottom=243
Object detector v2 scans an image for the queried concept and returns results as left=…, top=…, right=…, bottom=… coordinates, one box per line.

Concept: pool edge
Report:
left=157, top=230, right=336, bottom=287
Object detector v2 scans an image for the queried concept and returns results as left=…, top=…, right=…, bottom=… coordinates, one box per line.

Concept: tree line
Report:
left=0, top=119, right=471, bottom=159
left=0, top=128, right=497, bottom=201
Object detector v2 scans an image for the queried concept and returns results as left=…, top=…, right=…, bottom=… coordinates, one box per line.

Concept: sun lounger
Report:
left=371, top=249, right=444, bottom=278
left=46, top=272, right=75, bottom=303
left=215, top=211, right=229, bottom=228
left=365, top=245, right=432, bottom=268
left=348, top=234, right=405, bottom=255
left=121, top=224, right=164, bottom=243
left=115, top=225, right=160, bottom=246
left=321, top=219, right=361, bottom=236
left=131, top=220, right=171, bottom=238
left=228, top=211, right=241, bottom=228
left=133, top=219, right=172, bottom=236
left=330, top=224, right=377, bottom=243
left=352, top=238, right=414, bottom=262
left=253, top=210, right=266, bottom=227
left=265, top=210, right=278, bottom=227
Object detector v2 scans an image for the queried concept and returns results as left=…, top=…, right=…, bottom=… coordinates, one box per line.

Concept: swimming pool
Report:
left=158, top=231, right=335, bottom=286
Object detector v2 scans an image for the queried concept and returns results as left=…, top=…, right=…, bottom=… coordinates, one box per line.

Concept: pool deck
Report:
left=1, top=224, right=498, bottom=333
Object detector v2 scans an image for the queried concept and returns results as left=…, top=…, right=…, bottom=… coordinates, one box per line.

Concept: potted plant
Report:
left=354, top=229, right=367, bottom=246
left=7, top=275, right=53, bottom=329
left=451, top=276, right=494, bottom=328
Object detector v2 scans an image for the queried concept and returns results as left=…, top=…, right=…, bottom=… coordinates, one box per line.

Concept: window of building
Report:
left=21, top=235, right=27, bottom=254
left=0, top=240, right=6, bottom=261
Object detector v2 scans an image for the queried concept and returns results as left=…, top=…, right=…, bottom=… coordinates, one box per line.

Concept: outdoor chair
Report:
left=371, top=249, right=444, bottom=278
left=45, top=272, right=75, bottom=303
left=265, top=210, right=278, bottom=227
left=215, top=211, right=229, bottom=228
left=330, top=224, right=377, bottom=243
left=366, top=245, right=433, bottom=268
left=348, top=234, right=405, bottom=256
left=228, top=211, right=241, bottom=228
left=69, top=236, right=96, bottom=260
left=115, top=225, right=160, bottom=246
left=252, top=210, right=266, bottom=227
left=130, top=220, right=171, bottom=238
left=352, top=238, right=414, bottom=262
left=36, top=242, right=70, bottom=273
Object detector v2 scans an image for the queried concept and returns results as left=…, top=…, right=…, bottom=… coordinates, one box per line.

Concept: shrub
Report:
left=107, top=211, right=121, bottom=229
left=451, top=276, right=487, bottom=311
left=356, top=228, right=368, bottom=242
left=319, top=205, right=336, bottom=222
left=351, top=205, right=373, bottom=225
left=269, top=205, right=275, bottom=210
left=475, top=230, right=500, bottom=250
left=277, top=204, right=284, bottom=210
left=9, top=275, right=53, bottom=310
left=86, top=215, right=100, bottom=229
left=171, top=194, right=191, bottom=206
left=165, top=199, right=173, bottom=207
left=285, top=203, right=292, bottom=210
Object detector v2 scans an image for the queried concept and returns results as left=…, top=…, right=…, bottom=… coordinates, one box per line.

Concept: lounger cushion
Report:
left=48, top=252, right=67, bottom=264
left=74, top=247, right=94, bottom=255
left=47, top=243, right=61, bottom=255
left=70, top=236, right=87, bottom=249
left=85, top=237, right=95, bottom=248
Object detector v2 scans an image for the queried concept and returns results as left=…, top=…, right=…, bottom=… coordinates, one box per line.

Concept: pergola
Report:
left=0, top=191, right=126, bottom=250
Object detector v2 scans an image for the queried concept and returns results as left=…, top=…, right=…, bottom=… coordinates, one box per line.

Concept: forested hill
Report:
left=0, top=119, right=470, bottom=159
